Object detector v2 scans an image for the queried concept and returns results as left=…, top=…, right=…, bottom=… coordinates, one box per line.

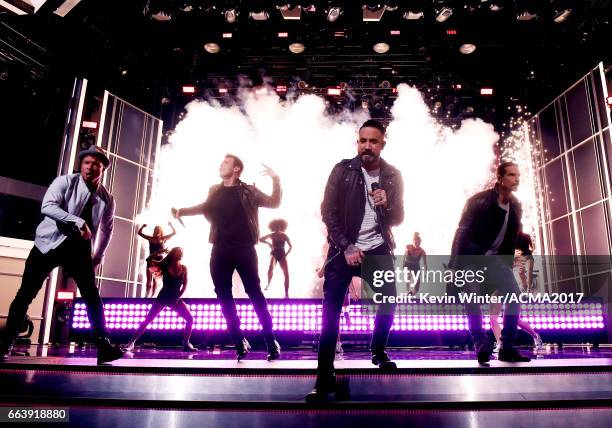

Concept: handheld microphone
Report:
left=171, top=208, right=186, bottom=227
left=371, top=181, right=383, bottom=211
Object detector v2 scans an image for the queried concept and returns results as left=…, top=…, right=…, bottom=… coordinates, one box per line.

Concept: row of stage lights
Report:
left=180, top=83, right=495, bottom=96
left=200, top=28, right=482, bottom=55
left=71, top=302, right=606, bottom=332
left=146, top=1, right=576, bottom=25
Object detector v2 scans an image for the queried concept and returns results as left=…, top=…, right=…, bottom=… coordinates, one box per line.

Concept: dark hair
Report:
left=516, top=232, right=533, bottom=255
left=162, top=247, right=183, bottom=268
left=360, top=119, right=386, bottom=135
left=496, top=161, right=518, bottom=179
left=268, top=218, right=288, bottom=232
left=225, top=154, right=244, bottom=175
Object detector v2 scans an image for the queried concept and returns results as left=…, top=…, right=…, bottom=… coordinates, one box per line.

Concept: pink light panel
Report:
left=71, top=302, right=606, bottom=332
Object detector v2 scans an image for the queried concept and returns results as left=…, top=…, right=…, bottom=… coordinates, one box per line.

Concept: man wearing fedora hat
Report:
left=0, top=145, right=124, bottom=365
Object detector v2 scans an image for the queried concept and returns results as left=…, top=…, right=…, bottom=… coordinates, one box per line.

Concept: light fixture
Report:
left=249, top=10, right=270, bottom=20
left=403, top=11, right=424, bottom=20
left=326, top=6, right=342, bottom=22
left=204, top=43, right=221, bottom=54
left=489, top=1, right=504, bottom=12
left=278, top=4, right=302, bottom=20
left=373, top=42, right=390, bottom=53
left=362, top=4, right=386, bottom=22
left=289, top=43, right=305, bottom=54
left=144, top=0, right=173, bottom=21
left=435, top=6, right=453, bottom=23
left=459, top=43, right=476, bottom=54
left=224, top=8, right=238, bottom=23
left=553, top=8, right=572, bottom=23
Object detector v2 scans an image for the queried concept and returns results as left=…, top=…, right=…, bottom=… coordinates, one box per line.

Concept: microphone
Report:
left=171, top=208, right=186, bottom=227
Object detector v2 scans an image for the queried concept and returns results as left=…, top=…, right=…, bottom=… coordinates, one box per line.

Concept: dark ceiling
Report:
left=1, top=0, right=611, bottom=137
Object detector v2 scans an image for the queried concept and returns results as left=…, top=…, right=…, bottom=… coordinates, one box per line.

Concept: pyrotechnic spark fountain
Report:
left=137, top=84, right=536, bottom=297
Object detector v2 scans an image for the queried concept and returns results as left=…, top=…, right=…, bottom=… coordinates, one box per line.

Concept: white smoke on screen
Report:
left=137, top=84, right=532, bottom=298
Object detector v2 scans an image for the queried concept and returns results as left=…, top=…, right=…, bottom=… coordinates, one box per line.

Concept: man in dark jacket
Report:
left=172, top=154, right=281, bottom=361
left=306, top=119, right=404, bottom=402
left=450, top=161, right=530, bottom=364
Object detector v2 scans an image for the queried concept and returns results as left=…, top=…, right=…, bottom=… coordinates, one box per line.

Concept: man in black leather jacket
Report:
left=450, top=161, right=530, bottom=364
left=172, top=154, right=281, bottom=361
left=307, top=119, right=404, bottom=402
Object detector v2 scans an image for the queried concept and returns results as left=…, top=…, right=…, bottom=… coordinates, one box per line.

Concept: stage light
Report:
left=249, top=10, right=269, bottom=21
left=222, top=32, right=233, bottom=38
left=326, top=6, right=342, bottom=22
left=224, top=8, right=238, bottom=23
left=144, top=0, right=173, bottom=21
left=373, top=42, right=390, bottom=53
left=446, top=29, right=457, bottom=35
left=218, top=88, right=228, bottom=94
left=289, top=43, right=305, bottom=53
left=480, top=87, right=493, bottom=95
left=435, top=5, right=453, bottom=23
left=362, top=4, right=387, bottom=22
left=334, top=31, right=345, bottom=37
left=278, top=32, right=289, bottom=38
left=459, top=43, right=476, bottom=54
left=403, top=10, right=424, bottom=20
left=204, top=43, right=220, bottom=54
left=327, top=88, right=342, bottom=96
left=278, top=4, right=301, bottom=20
left=553, top=8, right=572, bottom=23
left=489, top=0, right=504, bottom=12
left=182, top=85, right=196, bottom=94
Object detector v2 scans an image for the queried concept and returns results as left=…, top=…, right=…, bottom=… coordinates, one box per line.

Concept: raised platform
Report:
left=1, top=345, right=611, bottom=412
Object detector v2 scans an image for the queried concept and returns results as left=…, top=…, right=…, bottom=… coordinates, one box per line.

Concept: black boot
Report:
left=96, top=338, right=124, bottom=365
left=182, top=341, right=198, bottom=352
left=498, top=347, right=531, bottom=362
left=0, top=339, right=13, bottom=362
left=371, top=350, right=397, bottom=370
left=236, top=338, right=251, bottom=361
left=476, top=341, right=494, bottom=365
left=266, top=340, right=281, bottom=361
left=305, top=373, right=350, bottom=403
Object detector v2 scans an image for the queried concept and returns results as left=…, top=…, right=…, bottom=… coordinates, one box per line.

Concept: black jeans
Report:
left=210, top=245, right=275, bottom=344
left=462, top=258, right=521, bottom=350
left=1, top=238, right=108, bottom=344
left=317, top=243, right=397, bottom=377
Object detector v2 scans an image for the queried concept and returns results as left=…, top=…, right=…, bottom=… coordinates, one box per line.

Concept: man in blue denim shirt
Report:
left=0, top=146, right=123, bottom=365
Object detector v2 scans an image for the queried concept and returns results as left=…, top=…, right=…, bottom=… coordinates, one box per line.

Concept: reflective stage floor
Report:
left=1, top=344, right=611, bottom=427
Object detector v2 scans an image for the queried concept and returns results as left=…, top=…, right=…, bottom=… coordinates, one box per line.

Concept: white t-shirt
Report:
left=485, top=201, right=510, bottom=255
left=355, top=167, right=384, bottom=251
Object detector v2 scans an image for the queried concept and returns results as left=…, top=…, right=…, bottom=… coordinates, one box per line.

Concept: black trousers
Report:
left=1, top=238, right=108, bottom=344
left=210, top=245, right=275, bottom=344
left=317, top=243, right=397, bottom=376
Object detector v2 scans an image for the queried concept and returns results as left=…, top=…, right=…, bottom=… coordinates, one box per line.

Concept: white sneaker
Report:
left=335, top=341, right=343, bottom=354
left=492, top=342, right=500, bottom=354
left=533, top=333, right=543, bottom=351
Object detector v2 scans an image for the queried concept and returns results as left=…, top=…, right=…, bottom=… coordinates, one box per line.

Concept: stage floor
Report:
left=1, top=345, right=611, bottom=427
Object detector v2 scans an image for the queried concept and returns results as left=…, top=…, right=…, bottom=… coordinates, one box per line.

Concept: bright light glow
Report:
left=182, top=86, right=196, bottom=94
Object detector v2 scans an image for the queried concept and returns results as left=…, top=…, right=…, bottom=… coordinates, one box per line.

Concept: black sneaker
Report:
left=305, top=375, right=350, bottom=403
left=476, top=342, right=494, bottom=365
left=236, top=338, right=251, bottom=361
left=97, top=338, right=124, bottom=365
left=371, top=351, right=397, bottom=370
left=498, top=347, right=531, bottom=362
left=266, top=340, right=281, bottom=361
left=0, top=340, right=13, bottom=362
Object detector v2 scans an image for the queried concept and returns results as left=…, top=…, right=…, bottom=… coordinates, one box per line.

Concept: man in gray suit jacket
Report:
left=0, top=146, right=123, bottom=365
